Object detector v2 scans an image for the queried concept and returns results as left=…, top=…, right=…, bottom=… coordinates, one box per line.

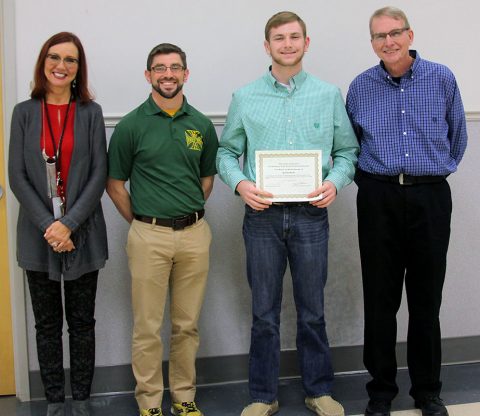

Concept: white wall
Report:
left=23, top=120, right=480, bottom=369
left=11, top=0, right=480, bottom=113
left=3, top=0, right=479, bottom=377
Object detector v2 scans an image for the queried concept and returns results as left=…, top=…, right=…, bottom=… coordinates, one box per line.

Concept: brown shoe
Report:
left=240, top=401, right=279, bottom=416
left=305, top=395, right=344, bottom=416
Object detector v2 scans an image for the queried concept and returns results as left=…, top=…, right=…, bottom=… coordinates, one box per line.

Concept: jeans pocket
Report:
left=245, top=204, right=264, bottom=216
left=302, top=204, right=327, bottom=218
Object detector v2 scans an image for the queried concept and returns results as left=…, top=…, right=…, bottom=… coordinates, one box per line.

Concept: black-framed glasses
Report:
left=46, top=53, right=79, bottom=67
left=371, top=27, right=410, bottom=42
left=151, top=64, right=185, bottom=74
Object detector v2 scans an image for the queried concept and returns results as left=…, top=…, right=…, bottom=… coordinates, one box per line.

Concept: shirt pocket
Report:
left=303, top=114, right=334, bottom=148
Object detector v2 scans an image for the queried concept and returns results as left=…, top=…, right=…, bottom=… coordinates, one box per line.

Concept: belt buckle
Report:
left=172, top=216, right=187, bottom=230
left=172, top=213, right=195, bottom=230
left=399, top=173, right=413, bottom=186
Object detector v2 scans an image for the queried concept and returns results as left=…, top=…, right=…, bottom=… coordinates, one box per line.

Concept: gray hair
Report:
left=369, top=6, right=410, bottom=35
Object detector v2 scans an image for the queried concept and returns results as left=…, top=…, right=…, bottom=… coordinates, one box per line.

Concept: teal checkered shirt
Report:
left=217, top=69, right=359, bottom=193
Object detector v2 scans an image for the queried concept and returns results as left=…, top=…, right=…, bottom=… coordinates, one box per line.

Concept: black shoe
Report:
left=364, top=400, right=391, bottom=416
left=414, top=396, right=449, bottom=416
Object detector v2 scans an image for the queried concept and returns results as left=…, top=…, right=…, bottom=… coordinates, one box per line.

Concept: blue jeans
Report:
left=243, top=204, right=333, bottom=403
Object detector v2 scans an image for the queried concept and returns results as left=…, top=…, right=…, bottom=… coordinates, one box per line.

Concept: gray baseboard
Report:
left=29, top=335, right=480, bottom=400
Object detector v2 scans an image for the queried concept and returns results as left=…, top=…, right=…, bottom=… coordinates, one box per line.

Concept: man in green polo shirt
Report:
left=107, top=43, right=218, bottom=416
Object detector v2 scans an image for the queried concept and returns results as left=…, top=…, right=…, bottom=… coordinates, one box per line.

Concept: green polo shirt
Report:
left=108, top=95, right=218, bottom=218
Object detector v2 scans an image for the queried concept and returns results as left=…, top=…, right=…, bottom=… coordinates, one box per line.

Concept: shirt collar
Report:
left=264, top=67, right=308, bottom=92
left=144, top=94, right=192, bottom=117
left=378, top=50, right=421, bottom=81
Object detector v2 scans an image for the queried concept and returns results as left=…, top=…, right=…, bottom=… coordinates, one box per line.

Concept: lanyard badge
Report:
left=43, top=150, right=65, bottom=219
left=44, top=153, right=58, bottom=198
left=42, top=97, right=72, bottom=219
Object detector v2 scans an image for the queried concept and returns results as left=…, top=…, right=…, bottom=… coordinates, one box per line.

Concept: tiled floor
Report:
left=1, top=363, right=479, bottom=415
left=383, top=403, right=480, bottom=415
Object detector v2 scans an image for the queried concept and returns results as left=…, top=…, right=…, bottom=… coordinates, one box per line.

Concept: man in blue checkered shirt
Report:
left=346, top=6, right=467, bottom=416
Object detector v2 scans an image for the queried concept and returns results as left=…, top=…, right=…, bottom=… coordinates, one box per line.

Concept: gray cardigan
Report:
left=8, top=99, right=108, bottom=281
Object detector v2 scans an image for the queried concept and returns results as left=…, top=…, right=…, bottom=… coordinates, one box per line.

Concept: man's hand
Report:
left=236, top=180, right=273, bottom=211
left=308, top=180, right=337, bottom=208
left=106, top=178, right=134, bottom=223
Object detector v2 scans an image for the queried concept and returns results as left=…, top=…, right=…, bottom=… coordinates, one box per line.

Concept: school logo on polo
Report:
left=185, top=130, right=203, bottom=151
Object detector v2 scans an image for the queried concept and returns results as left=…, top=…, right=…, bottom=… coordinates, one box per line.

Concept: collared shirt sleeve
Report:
left=325, top=90, right=359, bottom=191
left=107, top=118, right=134, bottom=181
left=346, top=83, right=362, bottom=141
left=446, top=76, right=468, bottom=165
left=200, top=121, right=219, bottom=178
left=216, top=92, right=250, bottom=192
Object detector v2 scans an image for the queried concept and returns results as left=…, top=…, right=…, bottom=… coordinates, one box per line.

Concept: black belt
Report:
left=134, top=209, right=204, bottom=230
left=357, top=169, right=446, bottom=186
left=272, top=202, right=311, bottom=206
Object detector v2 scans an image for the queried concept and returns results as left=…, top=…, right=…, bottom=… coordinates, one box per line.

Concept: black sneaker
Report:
left=364, top=400, right=391, bottom=416
left=414, top=396, right=449, bottom=416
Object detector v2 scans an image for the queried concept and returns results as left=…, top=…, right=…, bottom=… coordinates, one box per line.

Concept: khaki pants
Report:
left=126, top=218, right=211, bottom=409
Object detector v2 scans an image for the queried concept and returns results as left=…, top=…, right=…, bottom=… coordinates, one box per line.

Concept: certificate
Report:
left=255, top=150, right=322, bottom=202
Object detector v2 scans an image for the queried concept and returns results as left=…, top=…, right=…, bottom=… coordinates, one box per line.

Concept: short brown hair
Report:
left=265, top=11, right=307, bottom=41
left=146, top=43, right=187, bottom=70
left=369, top=6, right=410, bottom=35
left=31, top=32, right=93, bottom=103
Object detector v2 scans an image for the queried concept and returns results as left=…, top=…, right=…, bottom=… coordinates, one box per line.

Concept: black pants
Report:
left=356, top=174, right=452, bottom=402
left=26, top=270, right=99, bottom=403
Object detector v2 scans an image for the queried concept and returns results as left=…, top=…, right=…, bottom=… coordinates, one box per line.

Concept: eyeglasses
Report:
left=151, top=64, right=185, bottom=74
left=46, top=53, right=79, bottom=68
left=371, top=27, right=410, bottom=42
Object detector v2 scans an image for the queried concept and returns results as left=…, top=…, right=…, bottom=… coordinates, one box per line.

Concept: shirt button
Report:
left=403, top=132, right=407, bottom=135
left=401, top=110, right=405, bottom=114
left=405, top=153, right=409, bottom=157
left=401, top=89, right=404, bottom=92
left=288, top=119, right=292, bottom=123
left=289, top=141, right=293, bottom=145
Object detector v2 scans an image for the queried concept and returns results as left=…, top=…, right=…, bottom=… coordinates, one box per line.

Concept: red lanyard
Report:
left=42, top=96, right=72, bottom=197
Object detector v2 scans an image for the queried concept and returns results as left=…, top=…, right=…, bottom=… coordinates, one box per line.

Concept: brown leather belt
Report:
left=134, top=209, right=204, bottom=230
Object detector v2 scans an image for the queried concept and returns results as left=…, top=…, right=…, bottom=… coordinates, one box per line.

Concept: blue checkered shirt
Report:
left=346, top=51, right=467, bottom=176
left=217, top=70, right=359, bottom=192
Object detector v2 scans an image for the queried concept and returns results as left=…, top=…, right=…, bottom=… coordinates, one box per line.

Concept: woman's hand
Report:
left=51, top=238, right=75, bottom=253
left=44, top=221, right=74, bottom=251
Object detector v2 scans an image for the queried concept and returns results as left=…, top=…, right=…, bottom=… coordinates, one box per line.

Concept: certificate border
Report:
left=255, top=150, right=322, bottom=202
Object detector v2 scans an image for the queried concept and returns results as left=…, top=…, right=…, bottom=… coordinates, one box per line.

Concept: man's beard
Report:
left=152, top=81, right=184, bottom=99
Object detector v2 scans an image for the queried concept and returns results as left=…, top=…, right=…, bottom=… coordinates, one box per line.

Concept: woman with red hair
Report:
left=8, top=32, right=108, bottom=416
